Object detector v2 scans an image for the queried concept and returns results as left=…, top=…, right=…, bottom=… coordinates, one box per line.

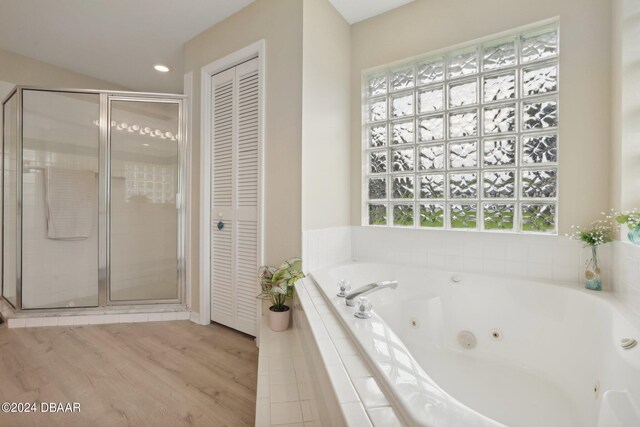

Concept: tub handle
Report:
left=337, top=280, right=351, bottom=297
left=354, top=296, right=372, bottom=319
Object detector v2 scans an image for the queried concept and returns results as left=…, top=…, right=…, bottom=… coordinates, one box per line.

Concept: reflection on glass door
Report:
left=109, top=100, right=180, bottom=302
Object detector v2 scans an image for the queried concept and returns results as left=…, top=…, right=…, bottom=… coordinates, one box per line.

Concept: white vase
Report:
left=268, top=305, right=291, bottom=332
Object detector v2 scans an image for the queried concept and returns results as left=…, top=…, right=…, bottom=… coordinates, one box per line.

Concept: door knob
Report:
left=217, top=221, right=224, bottom=230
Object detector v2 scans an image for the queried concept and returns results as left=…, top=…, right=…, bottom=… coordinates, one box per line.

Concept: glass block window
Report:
left=124, top=163, right=176, bottom=204
left=363, top=23, right=559, bottom=233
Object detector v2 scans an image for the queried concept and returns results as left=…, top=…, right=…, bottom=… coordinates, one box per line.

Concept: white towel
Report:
left=44, top=167, right=96, bottom=240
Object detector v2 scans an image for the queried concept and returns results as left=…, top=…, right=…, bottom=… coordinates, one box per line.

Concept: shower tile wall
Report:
left=109, top=161, right=178, bottom=301
left=22, top=153, right=99, bottom=308
left=21, top=149, right=178, bottom=307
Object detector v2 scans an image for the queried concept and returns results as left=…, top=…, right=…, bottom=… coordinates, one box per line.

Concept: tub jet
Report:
left=457, top=330, right=477, bottom=349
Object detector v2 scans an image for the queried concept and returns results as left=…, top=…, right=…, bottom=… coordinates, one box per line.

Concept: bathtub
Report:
left=310, top=262, right=640, bottom=427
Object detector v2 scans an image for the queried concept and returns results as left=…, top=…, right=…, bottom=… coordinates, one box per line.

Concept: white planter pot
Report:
left=268, top=305, right=291, bottom=332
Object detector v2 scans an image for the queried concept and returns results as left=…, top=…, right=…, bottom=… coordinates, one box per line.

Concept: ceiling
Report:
left=329, top=0, right=414, bottom=24
left=0, top=0, right=413, bottom=94
left=0, top=0, right=254, bottom=93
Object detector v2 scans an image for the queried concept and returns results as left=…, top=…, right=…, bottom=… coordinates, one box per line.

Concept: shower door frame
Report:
left=105, top=95, right=186, bottom=306
left=1, top=86, right=187, bottom=311
left=1, top=86, right=21, bottom=310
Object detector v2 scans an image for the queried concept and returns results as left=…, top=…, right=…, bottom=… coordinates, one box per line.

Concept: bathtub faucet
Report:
left=345, top=280, right=398, bottom=307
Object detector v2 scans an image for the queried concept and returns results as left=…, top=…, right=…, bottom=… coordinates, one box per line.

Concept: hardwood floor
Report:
left=0, top=320, right=258, bottom=427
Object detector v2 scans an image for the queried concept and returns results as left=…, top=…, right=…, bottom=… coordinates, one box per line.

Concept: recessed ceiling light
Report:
left=154, top=64, right=170, bottom=73
left=143, top=143, right=150, bottom=147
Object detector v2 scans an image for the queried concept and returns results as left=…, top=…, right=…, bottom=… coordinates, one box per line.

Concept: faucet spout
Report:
left=345, top=280, right=398, bottom=306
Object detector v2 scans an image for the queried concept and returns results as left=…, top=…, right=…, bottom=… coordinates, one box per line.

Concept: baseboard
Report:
left=190, top=311, right=208, bottom=325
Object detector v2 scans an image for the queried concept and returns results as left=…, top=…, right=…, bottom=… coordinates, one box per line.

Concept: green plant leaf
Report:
left=257, top=256, right=305, bottom=305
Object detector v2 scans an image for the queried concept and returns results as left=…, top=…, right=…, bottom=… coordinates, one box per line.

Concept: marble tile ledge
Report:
left=256, top=310, right=321, bottom=426
left=255, top=279, right=405, bottom=426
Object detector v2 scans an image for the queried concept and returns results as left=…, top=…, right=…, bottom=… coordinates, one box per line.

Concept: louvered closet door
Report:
left=211, top=58, right=260, bottom=336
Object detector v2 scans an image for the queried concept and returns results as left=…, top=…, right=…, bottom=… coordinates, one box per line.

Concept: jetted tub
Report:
left=311, top=262, right=640, bottom=427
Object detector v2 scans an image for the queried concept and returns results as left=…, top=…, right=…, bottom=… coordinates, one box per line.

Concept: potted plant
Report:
left=613, top=209, right=640, bottom=245
left=567, top=219, right=614, bottom=291
left=258, top=257, right=305, bottom=332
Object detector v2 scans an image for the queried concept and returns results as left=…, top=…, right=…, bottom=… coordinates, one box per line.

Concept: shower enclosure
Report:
left=1, top=87, right=186, bottom=310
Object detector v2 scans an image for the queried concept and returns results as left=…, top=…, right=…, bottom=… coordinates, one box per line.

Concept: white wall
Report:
left=0, top=48, right=124, bottom=90
left=183, top=0, right=304, bottom=311
left=0, top=81, right=13, bottom=99
left=187, top=0, right=623, bottom=314
left=611, top=0, right=640, bottom=316
left=611, top=0, right=640, bottom=211
left=349, top=0, right=612, bottom=235
left=302, top=0, right=640, bottom=333
left=301, top=0, right=351, bottom=231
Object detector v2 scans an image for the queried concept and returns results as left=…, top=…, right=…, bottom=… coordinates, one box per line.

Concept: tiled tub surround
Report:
left=312, top=262, right=640, bottom=427
left=304, top=226, right=613, bottom=289
left=613, top=240, right=640, bottom=316
left=351, top=226, right=611, bottom=286
left=256, top=279, right=404, bottom=426
left=255, top=291, right=344, bottom=427
left=303, top=227, right=352, bottom=273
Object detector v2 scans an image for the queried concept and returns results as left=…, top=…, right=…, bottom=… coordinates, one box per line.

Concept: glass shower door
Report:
left=21, top=90, right=100, bottom=309
left=108, top=99, right=180, bottom=302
